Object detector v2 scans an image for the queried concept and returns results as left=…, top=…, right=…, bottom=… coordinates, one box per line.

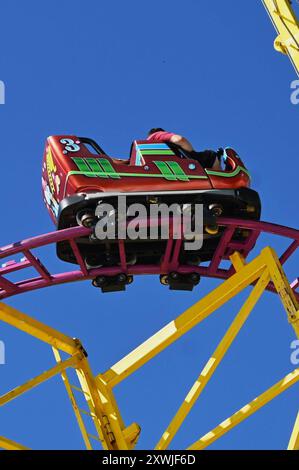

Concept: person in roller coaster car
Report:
left=147, top=128, right=223, bottom=171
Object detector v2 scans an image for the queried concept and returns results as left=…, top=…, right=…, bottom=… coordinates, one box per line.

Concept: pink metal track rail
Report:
left=0, top=218, right=297, bottom=300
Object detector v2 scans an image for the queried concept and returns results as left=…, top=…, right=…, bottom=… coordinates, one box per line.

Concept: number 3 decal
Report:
left=60, top=138, right=80, bottom=153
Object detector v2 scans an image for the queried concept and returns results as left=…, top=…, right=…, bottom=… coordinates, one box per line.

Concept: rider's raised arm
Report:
left=169, top=134, right=194, bottom=152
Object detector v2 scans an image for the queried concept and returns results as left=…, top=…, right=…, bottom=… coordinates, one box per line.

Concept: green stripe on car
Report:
left=84, top=158, right=108, bottom=178
left=166, top=161, right=189, bottom=181
left=140, top=150, right=175, bottom=155
left=98, top=159, right=120, bottom=179
left=153, top=161, right=178, bottom=180
left=69, top=158, right=249, bottom=181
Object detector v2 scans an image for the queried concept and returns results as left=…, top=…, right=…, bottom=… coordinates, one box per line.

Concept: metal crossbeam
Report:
left=188, top=368, right=299, bottom=450
left=0, top=301, right=78, bottom=355
left=52, top=348, right=93, bottom=450
left=156, top=268, right=271, bottom=449
left=100, top=253, right=268, bottom=388
left=0, top=355, right=80, bottom=407
left=0, top=436, right=30, bottom=450
left=288, top=411, right=299, bottom=450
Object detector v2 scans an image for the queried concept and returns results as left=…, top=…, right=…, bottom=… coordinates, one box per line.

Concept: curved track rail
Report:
left=0, top=218, right=297, bottom=300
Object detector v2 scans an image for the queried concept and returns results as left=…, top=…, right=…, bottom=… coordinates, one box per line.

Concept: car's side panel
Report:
left=42, top=136, right=251, bottom=224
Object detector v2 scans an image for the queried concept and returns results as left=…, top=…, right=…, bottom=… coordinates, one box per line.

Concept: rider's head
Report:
left=148, top=128, right=165, bottom=136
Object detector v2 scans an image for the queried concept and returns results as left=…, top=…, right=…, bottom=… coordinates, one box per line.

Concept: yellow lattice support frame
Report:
left=0, top=246, right=298, bottom=449
left=0, top=305, right=140, bottom=450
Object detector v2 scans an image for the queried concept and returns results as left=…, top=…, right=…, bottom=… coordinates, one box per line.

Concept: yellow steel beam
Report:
left=100, top=253, right=267, bottom=388
left=76, top=358, right=130, bottom=450
left=96, top=373, right=141, bottom=449
left=0, top=301, right=78, bottom=355
left=288, top=411, right=299, bottom=450
left=262, top=247, right=299, bottom=337
left=188, top=368, right=299, bottom=450
left=0, top=436, right=29, bottom=450
left=230, top=251, right=246, bottom=272
left=0, top=354, right=81, bottom=406
left=77, top=358, right=140, bottom=450
left=0, top=301, right=137, bottom=450
left=52, top=348, right=93, bottom=450
left=156, top=268, right=270, bottom=450
left=262, top=0, right=299, bottom=75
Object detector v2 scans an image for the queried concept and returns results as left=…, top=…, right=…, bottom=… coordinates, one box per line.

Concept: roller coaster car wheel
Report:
left=92, top=273, right=133, bottom=293
left=189, top=272, right=201, bottom=285
left=205, top=224, right=219, bottom=235
left=76, top=210, right=97, bottom=228
left=160, top=275, right=169, bottom=286
left=169, top=272, right=179, bottom=280
left=165, top=272, right=201, bottom=291
left=127, top=275, right=134, bottom=284
left=92, top=276, right=107, bottom=288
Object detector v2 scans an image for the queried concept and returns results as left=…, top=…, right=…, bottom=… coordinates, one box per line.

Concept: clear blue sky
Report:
left=0, top=0, right=298, bottom=450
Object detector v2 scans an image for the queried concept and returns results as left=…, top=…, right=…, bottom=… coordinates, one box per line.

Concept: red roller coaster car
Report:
left=42, top=135, right=261, bottom=291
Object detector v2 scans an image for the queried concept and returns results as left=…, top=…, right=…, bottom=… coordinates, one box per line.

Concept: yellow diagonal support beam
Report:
left=262, top=247, right=299, bottom=337
left=188, top=368, right=299, bottom=450
left=262, top=0, right=299, bottom=75
left=0, top=301, right=78, bottom=355
left=0, top=354, right=80, bottom=406
left=52, top=348, right=93, bottom=450
left=96, top=373, right=140, bottom=450
left=156, top=268, right=270, bottom=450
left=0, top=436, right=29, bottom=450
left=230, top=251, right=246, bottom=272
left=77, top=358, right=140, bottom=450
left=76, top=358, right=129, bottom=450
left=101, top=252, right=267, bottom=388
left=288, top=411, right=299, bottom=450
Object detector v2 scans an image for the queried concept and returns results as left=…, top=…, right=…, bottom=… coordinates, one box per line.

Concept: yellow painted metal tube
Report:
left=0, top=436, right=29, bottom=450
left=76, top=358, right=129, bottom=450
left=262, top=247, right=299, bottom=335
left=0, top=301, right=78, bottom=355
left=0, top=354, right=80, bottom=406
left=188, top=368, right=299, bottom=450
left=156, top=269, right=270, bottom=450
left=288, top=412, right=299, bottom=450
left=101, top=255, right=267, bottom=388
left=262, top=0, right=299, bottom=75
left=52, top=348, right=93, bottom=450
